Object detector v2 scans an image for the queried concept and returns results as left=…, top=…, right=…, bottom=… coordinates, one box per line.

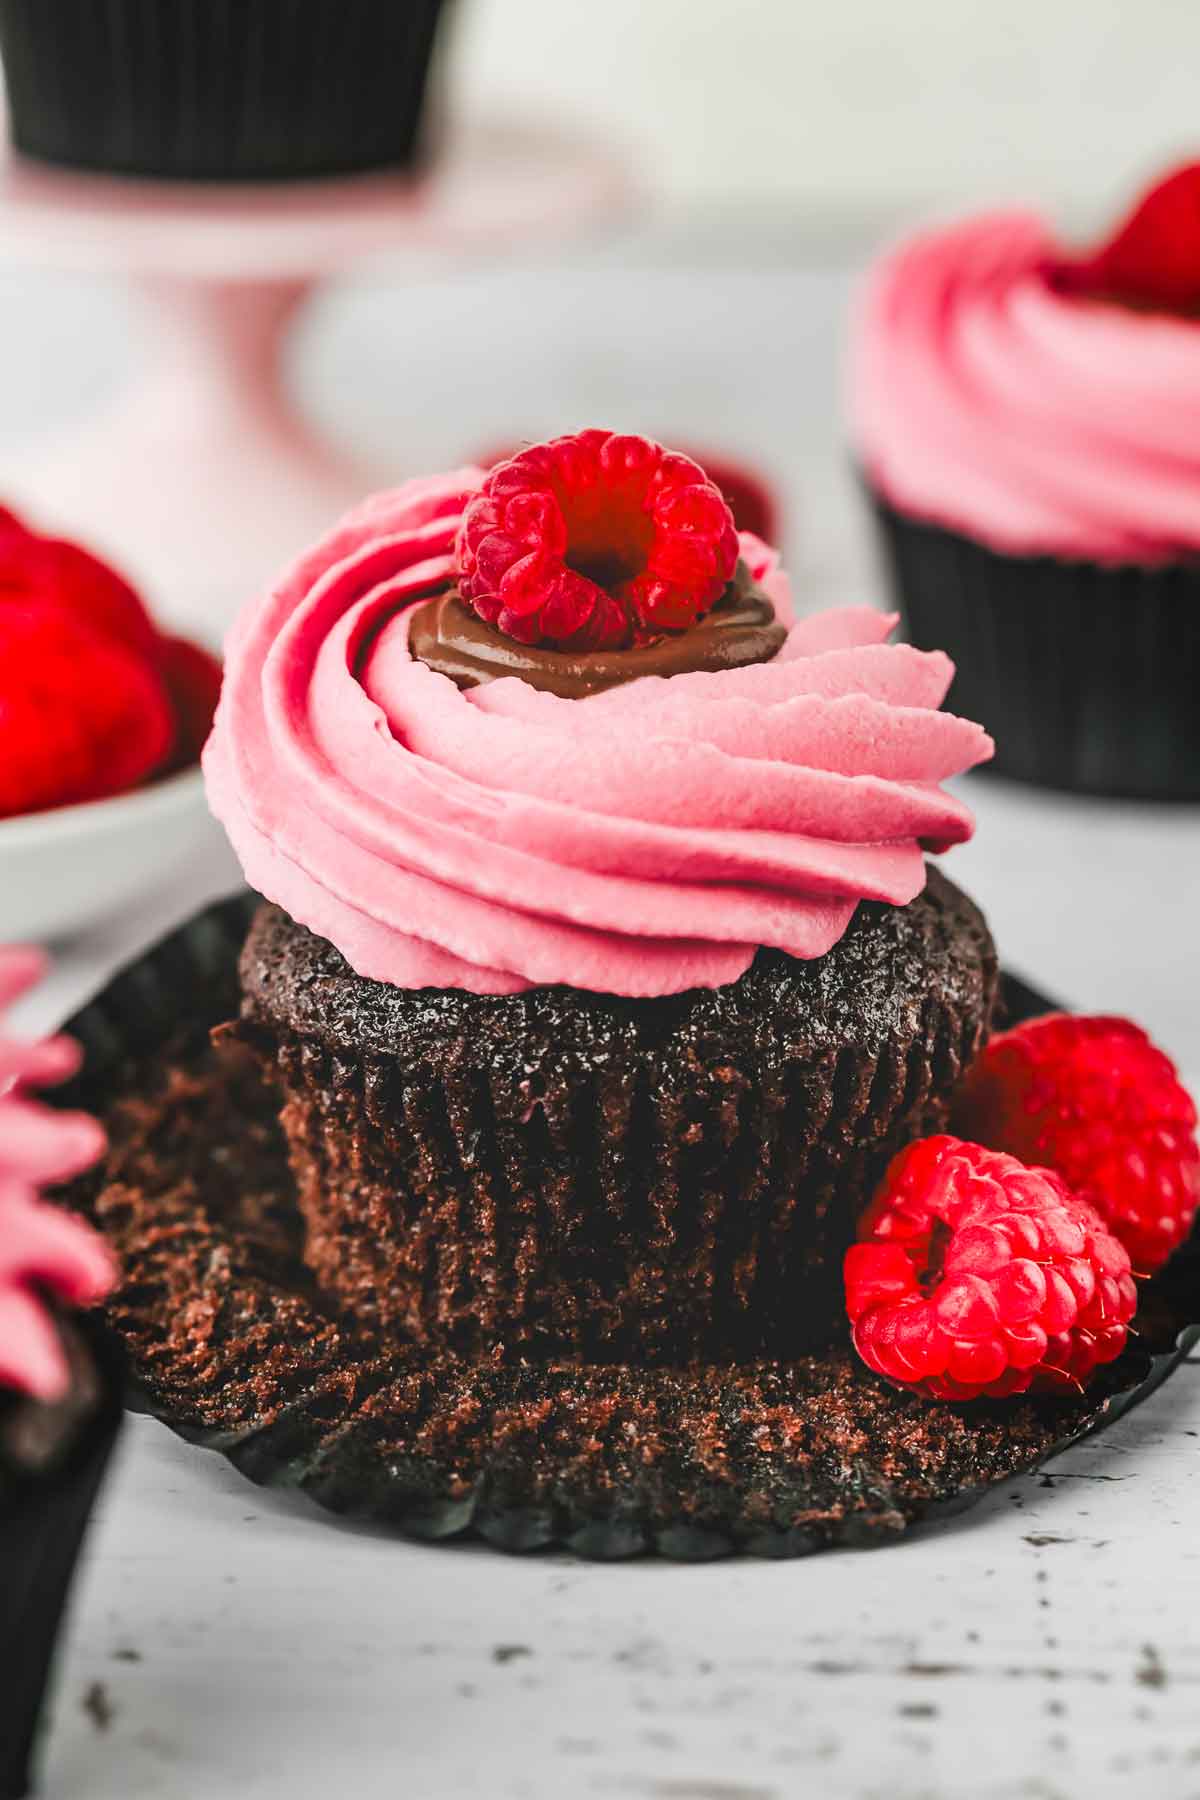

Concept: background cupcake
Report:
left=851, top=162, right=1200, bottom=801
left=0, top=949, right=118, bottom=1800
left=0, top=0, right=449, bottom=182
left=206, top=432, right=997, bottom=1364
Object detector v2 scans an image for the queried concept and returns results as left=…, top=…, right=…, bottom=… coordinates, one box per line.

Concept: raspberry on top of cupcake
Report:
left=0, top=505, right=222, bottom=820
left=0, top=948, right=113, bottom=1403
left=851, top=162, right=1200, bottom=565
left=204, top=429, right=993, bottom=999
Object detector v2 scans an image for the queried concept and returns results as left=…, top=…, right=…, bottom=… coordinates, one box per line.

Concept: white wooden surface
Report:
left=4, top=248, right=1199, bottom=1800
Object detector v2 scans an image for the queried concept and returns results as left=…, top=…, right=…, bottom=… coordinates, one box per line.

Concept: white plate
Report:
left=0, top=766, right=218, bottom=943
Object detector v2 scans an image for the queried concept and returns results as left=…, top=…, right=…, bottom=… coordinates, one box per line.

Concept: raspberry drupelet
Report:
left=455, top=430, right=740, bottom=650
left=844, top=1135, right=1138, bottom=1402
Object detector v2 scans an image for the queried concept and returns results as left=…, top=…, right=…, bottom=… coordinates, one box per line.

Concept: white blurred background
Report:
left=454, top=0, right=1195, bottom=234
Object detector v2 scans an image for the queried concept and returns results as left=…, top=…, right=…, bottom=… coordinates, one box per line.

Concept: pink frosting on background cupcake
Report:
left=852, top=211, right=1200, bottom=563
left=0, top=948, right=113, bottom=1402
left=204, top=471, right=993, bottom=997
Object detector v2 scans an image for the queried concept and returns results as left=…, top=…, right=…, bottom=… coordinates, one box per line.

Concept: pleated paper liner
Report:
left=1, top=1319, right=123, bottom=1800
left=0, top=0, right=447, bottom=182
left=52, top=893, right=1200, bottom=1561
left=235, top=871, right=995, bottom=1364
left=867, top=487, right=1200, bottom=801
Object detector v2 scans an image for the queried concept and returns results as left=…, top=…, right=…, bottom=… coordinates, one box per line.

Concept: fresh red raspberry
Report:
left=0, top=603, right=175, bottom=818
left=0, top=524, right=159, bottom=661
left=954, top=1015, right=1200, bottom=1275
left=474, top=440, right=779, bottom=544
left=159, top=634, right=223, bottom=767
left=844, top=1135, right=1138, bottom=1402
left=1056, top=162, right=1200, bottom=314
left=455, top=430, right=739, bottom=650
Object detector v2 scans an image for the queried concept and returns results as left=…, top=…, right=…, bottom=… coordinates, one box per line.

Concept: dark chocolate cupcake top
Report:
left=204, top=436, right=993, bottom=998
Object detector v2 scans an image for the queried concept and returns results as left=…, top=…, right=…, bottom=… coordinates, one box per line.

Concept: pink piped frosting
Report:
left=203, top=472, right=993, bottom=997
left=0, top=949, right=113, bottom=1402
left=852, top=211, right=1200, bottom=563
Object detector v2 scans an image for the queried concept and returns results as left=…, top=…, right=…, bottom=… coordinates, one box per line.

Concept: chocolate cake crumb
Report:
left=83, top=1682, right=113, bottom=1731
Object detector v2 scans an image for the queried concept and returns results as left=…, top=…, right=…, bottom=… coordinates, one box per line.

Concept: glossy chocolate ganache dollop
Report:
left=408, top=559, right=787, bottom=696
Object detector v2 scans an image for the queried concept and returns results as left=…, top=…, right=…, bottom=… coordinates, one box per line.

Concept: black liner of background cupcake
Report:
left=867, top=486, right=1200, bottom=802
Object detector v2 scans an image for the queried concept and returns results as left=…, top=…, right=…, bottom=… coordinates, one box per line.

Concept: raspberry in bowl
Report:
left=0, top=507, right=224, bottom=941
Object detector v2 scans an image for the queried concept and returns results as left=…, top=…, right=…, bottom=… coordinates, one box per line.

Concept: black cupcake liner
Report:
left=46, top=892, right=1200, bottom=1561
left=1, top=1320, right=123, bottom=1800
left=239, top=873, right=995, bottom=1365
left=0, top=0, right=447, bottom=183
left=866, top=487, right=1200, bottom=801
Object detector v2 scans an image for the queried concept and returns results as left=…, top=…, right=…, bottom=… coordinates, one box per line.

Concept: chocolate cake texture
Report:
left=234, top=867, right=999, bottom=1363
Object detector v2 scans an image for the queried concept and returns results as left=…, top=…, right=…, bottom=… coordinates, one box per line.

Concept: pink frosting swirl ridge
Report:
left=203, top=472, right=993, bottom=998
left=852, top=211, right=1200, bottom=562
left=0, top=948, right=113, bottom=1402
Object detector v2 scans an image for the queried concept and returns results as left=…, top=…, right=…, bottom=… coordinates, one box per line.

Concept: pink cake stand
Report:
left=0, top=122, right=633, bottom=632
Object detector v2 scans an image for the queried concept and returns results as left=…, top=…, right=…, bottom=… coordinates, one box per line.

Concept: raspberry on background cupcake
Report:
left=0, top=949, right=120, bottom=1800
left=205, top=429, right=999, bottom=1366
left=850, top=162, right=1200, bottom=800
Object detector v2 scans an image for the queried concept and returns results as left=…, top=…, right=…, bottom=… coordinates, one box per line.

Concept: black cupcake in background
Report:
left=0, top=0, right=449, bottom=182
left=850, top=169, right=1200, bottom=802
left=2, top=1321, right=123, bottom=1800
left=866, top=493, right=1200, bottom=802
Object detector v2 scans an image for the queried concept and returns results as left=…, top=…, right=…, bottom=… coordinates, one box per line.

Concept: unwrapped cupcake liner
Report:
left=867, top=488, right=1200, bottom=801
left=0, top=0, right=447, bottom=182
left=1, top=1322, right=122, bottom=1800
left=46, top=891, right=1200, bottom=1559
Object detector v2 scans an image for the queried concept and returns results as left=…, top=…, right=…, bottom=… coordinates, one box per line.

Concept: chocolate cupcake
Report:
left=0, top=0, right=447, bottom=182
left=850, top=163, right=1200, bottom=800
left=0, top=950, right=118, bottom=1800
left=237, top=868, right=996, bottom=1361
left=204, top=431, right=996, bottom=1366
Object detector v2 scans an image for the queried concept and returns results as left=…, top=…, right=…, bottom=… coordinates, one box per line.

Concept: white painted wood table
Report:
left=4, top=248, right=1199, bottom=1800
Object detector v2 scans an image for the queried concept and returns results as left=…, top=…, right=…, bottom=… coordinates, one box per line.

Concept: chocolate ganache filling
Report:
left=408, top=558, right=786, bottom=697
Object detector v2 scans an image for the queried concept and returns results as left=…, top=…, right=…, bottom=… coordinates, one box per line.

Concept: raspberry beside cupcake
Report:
left=205, top=431, right=997, bottom=1363
left=850, top=163, right=1200, bottom=799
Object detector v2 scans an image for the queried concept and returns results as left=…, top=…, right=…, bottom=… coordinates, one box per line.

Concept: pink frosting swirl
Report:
left=203, top=473, right=993, bottom=997
left=0, top=948, right=113, bottom=1402
left=852, top=211, right=1200, bottom=562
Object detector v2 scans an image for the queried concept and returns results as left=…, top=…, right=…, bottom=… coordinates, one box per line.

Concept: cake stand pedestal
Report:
left=0, top=123, right=632, bottom=633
